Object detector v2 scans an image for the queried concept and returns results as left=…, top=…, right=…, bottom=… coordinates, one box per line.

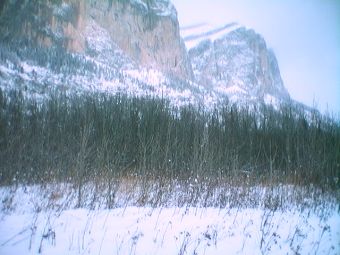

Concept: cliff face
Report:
left=188, top=27, right=290, bottom=103
left=0, top=1, right=293, bottom=109
left=89, top=0, right=193, bottom=79
left=0, top=0, right=192, bottom=79
left=0, top=0, right=86, bottom=51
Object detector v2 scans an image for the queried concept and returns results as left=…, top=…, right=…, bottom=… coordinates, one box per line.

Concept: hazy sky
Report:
left=172, top=0, right=340, bottom=114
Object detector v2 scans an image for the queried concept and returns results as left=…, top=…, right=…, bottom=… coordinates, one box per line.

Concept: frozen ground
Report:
left=0, top=185, right=339, bottom=255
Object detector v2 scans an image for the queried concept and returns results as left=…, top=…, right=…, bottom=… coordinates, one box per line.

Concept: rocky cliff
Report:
left=0, top=0, right=294, bottom=109
left=0, top=0, right=192, bottom=79
left=187, top=26, right=290, bottom=104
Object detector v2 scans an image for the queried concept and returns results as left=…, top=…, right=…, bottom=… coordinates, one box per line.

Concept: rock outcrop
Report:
left=0, top=0, right=192, bottom=79
left=0, top=1, right=293, bottom=109
left=187, top=27, right=290, bottom=103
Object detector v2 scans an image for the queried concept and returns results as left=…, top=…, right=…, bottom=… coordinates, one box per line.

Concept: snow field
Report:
left=1, top=206, right=339, bottom=255
left=0, top=185, right=339, bottom=254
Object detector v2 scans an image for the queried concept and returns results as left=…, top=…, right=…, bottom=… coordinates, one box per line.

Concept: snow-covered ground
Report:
left=0, top=184, right=339, bottom=254
left=1, top=206, right=339, bottom=255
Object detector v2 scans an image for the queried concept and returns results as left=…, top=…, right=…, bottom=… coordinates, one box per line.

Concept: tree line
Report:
left=0, top=88, right=339, bottom=188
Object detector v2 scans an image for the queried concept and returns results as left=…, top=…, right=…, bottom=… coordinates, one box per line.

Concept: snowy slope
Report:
left=0, top=49, right=219, bottom=109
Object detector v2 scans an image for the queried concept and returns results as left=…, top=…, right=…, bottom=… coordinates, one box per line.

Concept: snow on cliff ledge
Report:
left=131, top=0, right=178, bottom=20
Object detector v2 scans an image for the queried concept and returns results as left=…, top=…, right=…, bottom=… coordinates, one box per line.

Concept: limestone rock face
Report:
left=188, top=27, right=290, bottom=103
left=0, top=1, right=294, bottom=109
left=90, top=0, right=193, bottom=79
left=0, top=0, right=192, bottom=79
left=0, top=1, right=87, bottom=52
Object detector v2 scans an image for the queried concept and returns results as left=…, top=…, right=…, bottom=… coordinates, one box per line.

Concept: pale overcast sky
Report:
left=172, top=0, right=340, bottom=114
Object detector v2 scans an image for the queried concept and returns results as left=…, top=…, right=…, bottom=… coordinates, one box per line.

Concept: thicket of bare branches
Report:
left=0, top=88, right=339, bottom=190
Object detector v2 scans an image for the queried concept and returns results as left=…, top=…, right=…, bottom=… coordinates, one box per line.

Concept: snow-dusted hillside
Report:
left=0, top=40, right=223, bottom=109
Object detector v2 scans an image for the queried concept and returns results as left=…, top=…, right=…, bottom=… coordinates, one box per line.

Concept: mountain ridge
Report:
left=0, top=0, right=304, bottom=111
